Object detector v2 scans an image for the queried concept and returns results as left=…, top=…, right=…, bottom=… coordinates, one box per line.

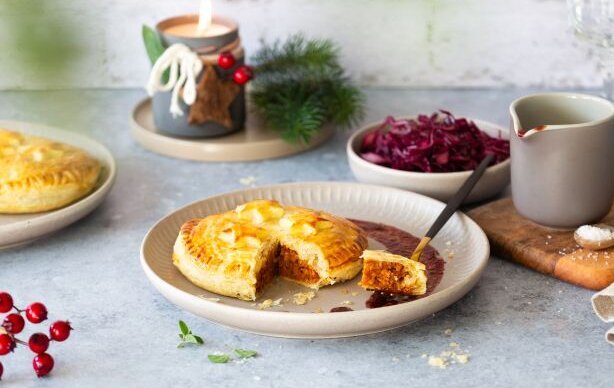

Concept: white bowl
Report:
left=347, top=117, right=510, bottom=203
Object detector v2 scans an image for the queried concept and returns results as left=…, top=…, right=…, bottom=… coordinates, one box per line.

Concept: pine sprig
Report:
left=251, top=87, right=326, bottom=143
left=251, top=35, right=339, bottom=75
left=251, top=34, right=365, bottom=144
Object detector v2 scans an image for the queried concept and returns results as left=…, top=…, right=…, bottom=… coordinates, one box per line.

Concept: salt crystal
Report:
left=575, top=224, right=614, bottom=242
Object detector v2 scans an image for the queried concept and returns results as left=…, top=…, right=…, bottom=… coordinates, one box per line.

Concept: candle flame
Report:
left=198, top=0, right=213, bottom=34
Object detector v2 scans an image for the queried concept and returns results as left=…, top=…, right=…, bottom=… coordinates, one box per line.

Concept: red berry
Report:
left=2, top=313, right=25, bottom=334
left=0, top=292, right=13, bottom=313
left=0, top=334, right=15, bottom=355
left=232, top=65, right=253, bottom=85
left=49, top=321, right=72, bottom=342
left=0, top=360, right=3, bottom=380
left=32, top=353, right=54, bottom=377
left=25, top=303, right=47, bottom=324
left=28, top=333, right=50, bottom=354
left=217, top=51, right=236, bottom=70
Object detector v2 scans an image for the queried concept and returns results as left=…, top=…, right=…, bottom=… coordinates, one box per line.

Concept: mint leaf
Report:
left=178, top=320, right=189, bottom=336
left=177, top=321, right=204, bottom=348
left=208, top=354, right=230, bottom=364
left=234, top=349, right=257, bottom=359
left=184, top=334, right=204, bottom=345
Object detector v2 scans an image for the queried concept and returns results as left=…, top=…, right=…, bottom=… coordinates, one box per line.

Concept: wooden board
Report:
left=468, top=198, right=614, bottom=290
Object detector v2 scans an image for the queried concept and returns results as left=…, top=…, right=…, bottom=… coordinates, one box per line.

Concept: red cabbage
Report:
left=359, top=111, right=510, bottom=173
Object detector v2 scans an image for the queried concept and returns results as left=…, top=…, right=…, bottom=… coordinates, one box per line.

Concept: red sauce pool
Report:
left=350, top=220, right=445, bottom=309
left=330, top=307, right=354, bottom=313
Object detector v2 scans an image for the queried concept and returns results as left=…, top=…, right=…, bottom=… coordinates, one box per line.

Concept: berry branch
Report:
left=0, top=291, right=72, bottom=380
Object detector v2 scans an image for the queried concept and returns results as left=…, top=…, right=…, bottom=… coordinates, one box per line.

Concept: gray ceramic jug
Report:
left=510, top=92, right=614, bottom=228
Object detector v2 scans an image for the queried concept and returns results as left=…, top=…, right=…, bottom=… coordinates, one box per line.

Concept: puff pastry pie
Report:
left=173, top=200, right=368, bottom=300
left=358, top=250, right=427, bottom=296
left=0, top=129, right=101, bottom=213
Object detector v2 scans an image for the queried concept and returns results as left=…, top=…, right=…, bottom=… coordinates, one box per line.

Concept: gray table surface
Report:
left=0, top=89, right=611, bottom=387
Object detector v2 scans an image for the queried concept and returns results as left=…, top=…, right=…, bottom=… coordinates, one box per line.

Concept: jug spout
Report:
left=510, top=92, right=614, bottom=139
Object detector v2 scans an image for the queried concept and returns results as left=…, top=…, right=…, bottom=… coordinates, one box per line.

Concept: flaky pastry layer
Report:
left=0, top=129, right=101, bottom=213
left=173, top=200, right=368, bottom=300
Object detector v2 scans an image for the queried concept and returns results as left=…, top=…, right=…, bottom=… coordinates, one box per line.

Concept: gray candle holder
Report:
left=151, top=15, right=245, bottom=138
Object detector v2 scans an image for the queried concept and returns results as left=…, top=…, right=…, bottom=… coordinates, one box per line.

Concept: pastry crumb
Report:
left=444, top=328, right=453, bottom=336
left=424, top=341, right=471, bottom=369
left=199, top=295, right=220, bottom=302
left=257, top=298, right=283, bottom=310
left=455, top=354, right=470, bottom=364
left=313, top=307, right=323, bottom=313
left=340, top=300, right=353, bottom=306
left=239, top=176, right=257, bottom=186
left=293, top=291, right=316, bottom=305
left=428, top=356, right=448, bottom=369
left=351, top=291, right=359, bottom=297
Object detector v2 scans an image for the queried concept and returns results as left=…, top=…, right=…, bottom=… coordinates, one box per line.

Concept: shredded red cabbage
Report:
left=359, top=111, right=510, bottom=173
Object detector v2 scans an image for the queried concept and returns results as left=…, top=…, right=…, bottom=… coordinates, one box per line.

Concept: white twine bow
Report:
left=146, top=44, right=203, bottom=118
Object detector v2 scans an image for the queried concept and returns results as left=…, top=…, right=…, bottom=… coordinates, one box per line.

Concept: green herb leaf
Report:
left=177, top=321, right=204, bottom=348
left=142, top=24, right=169, bottom=83
left=208, top=354, right=230, bottom=364
left=193, top=335, right=204, bottom=345
left=142, top=25, right=165, bottom=65
left=234, top=349, right=258, bottom=359
left=178, top=320, right=189, bottom=336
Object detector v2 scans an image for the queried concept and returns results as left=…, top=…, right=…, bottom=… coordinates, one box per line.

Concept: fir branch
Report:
left=252, top=87, right=326, bottom=143
left=252, top=35, right=340, bottom=74
left=250, top=33, right=364, bottom=144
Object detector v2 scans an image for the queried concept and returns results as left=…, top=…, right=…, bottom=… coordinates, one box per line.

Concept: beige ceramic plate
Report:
left=0, top=121, right=116, bottom=249
left=141, top=182, right=489, bottom=338
left=131, top=98, right=334, bottom=162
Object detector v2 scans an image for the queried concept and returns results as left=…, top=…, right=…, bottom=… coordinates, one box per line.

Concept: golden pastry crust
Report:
left=0, top=129, right=101, bottom=213
left=173, top=200, right=368, bottom=300
left=358, top=250, right=427, bottom=296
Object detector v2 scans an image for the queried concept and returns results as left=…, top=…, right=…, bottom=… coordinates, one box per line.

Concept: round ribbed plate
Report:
left=0, top=121, right=116, bottom=249
left=141, top=182, right=489, bottom=338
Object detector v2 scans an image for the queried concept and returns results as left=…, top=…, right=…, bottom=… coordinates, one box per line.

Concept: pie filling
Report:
left=255, top=250, right=278, bottom=293
left=254, top=245, right=322, bottom=292
left=278, top=246, right=321, bottom=284
left=361, top=260, right=409, bottom=294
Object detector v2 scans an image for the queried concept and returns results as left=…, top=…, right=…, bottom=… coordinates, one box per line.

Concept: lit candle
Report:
left=163, top=0, right=231, bottom=38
